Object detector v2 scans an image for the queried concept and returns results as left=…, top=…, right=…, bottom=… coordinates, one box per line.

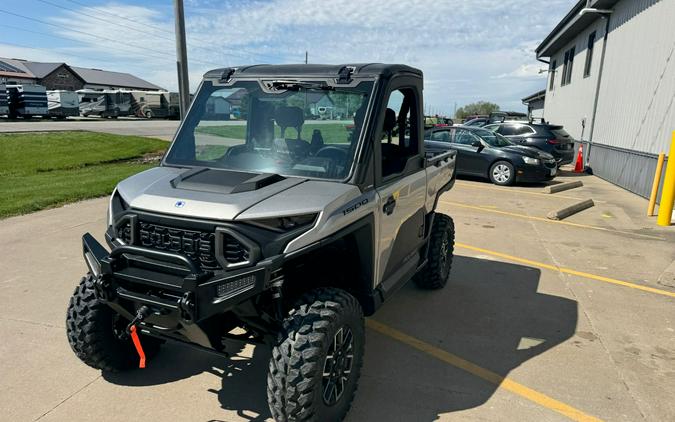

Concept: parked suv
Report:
left=483, top=122, right=575, bottom=165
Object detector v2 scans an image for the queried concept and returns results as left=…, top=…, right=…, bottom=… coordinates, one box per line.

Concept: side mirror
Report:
left=472, top=140, right=484, bottom=152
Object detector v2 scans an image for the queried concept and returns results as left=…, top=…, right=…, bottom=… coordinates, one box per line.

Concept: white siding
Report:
left=592, top=0, right=675, bottom=154
left=543, top=19, right=608, bottom=140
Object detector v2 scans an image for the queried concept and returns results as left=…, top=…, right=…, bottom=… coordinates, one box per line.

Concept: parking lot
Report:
left=1, top=166, right=673, bottom=422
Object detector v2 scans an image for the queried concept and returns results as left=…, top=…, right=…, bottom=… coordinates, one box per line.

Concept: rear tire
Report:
left=489, top=160, right=515, bottom=186
left=66, top=273, right=161, bottom=372
left=267, top=288, right=364, bottom=422
left=414, top=213, right=455, bottom=289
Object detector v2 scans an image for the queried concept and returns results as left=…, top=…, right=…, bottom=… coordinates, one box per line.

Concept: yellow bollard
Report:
left=648, top=153, right=665, bottom=216
left=657, top=131, right=675, bottom=226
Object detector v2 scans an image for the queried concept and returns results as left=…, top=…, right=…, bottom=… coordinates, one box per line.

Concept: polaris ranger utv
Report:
left=67, top=64, right=456, bottom=421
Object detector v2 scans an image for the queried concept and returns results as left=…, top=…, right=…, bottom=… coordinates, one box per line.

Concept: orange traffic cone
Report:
left=574, top=144, right=584, bottom=173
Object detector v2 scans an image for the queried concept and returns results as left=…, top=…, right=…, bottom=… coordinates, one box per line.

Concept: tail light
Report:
left=546, top=139, right=561, bottom=145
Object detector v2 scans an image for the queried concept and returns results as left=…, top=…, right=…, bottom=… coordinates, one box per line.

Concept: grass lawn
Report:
left=0, top=131, right=167, bottom=218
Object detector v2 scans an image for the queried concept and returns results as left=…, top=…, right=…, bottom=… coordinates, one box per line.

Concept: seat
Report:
left=310, top=129, right=324, bottom=154
left=383, top=108, right=396, bottom=143
left=274, top=106, right=304, bottom=140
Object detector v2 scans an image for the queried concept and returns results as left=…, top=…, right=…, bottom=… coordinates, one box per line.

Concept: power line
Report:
left=64, top=0, right=176, bottom=36
left=35, top=0, right=177, bottom=43
left=0, top=23, right=172, bottom=64
left=0, top=40, right=123, bottom=65
left=0, top=8, right=222, bottom=67
left=61, top=0, right=287, bottom=63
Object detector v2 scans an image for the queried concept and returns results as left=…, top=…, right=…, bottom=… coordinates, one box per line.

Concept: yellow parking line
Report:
left=454, top=181, right=584, bottom=201
left=440, top=201, right=663, bottom=241
left=366, top=319, right=602, bottom=422
left=456, top=242, right=675, bottom=299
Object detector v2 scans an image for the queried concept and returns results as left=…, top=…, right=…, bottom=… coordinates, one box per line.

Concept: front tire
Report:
left=414, top=213, right=455, bottom=289
left=267, top=288, right=364, bottom=422
left=66, top=273, right=161, bottom=372
left=489, top=160, right=515, bottom=185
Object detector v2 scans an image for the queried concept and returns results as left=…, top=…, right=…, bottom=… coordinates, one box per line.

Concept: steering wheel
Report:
left=315, top=146, right=348, bottom=162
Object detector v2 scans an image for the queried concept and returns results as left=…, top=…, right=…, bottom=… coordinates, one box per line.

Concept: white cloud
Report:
left=4, top=0, right=574, bottom=113
left=495, top=63, right=548, bottom=79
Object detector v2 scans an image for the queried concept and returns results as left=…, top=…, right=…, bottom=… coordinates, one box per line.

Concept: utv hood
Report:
left=116, top=166, right=308, bottom=221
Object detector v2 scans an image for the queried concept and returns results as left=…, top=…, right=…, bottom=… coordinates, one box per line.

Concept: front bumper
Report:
left=515, top=162, right=557, bottom=182
left=83, top=232, right=282, bottom=329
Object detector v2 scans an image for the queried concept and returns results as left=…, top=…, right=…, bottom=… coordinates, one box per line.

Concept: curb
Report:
left=546, top=180, right=583, bottom=194
left=547, top=199, right=595, bottom=220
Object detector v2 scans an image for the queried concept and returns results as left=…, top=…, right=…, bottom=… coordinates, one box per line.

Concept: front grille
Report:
left=117, top=218, right=254, bottom=270
left=118, top=221, right=220, bottom=270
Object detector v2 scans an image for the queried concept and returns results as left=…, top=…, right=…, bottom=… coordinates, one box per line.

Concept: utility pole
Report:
left=305, top=51, right=308, bottom=64
left=173, top=0, right=190, bottom=120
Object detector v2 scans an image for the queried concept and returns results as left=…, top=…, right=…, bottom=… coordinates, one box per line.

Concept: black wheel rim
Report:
left=322, top=326, right=354, bottom=406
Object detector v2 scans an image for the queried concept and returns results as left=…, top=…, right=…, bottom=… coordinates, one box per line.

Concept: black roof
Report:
left=203, top=63, right=422, bottom=80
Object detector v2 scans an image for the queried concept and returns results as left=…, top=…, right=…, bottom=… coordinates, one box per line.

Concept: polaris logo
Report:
left=342, top=198, right=368, bottom=216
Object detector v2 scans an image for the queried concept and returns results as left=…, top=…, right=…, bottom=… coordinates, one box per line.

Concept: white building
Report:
left=536, top=0, right=675, bottom=198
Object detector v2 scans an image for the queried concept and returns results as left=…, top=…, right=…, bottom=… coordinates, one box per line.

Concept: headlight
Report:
left=248, top=213, right=318, bottom=232
left=522, top=157, right=540, bottom=165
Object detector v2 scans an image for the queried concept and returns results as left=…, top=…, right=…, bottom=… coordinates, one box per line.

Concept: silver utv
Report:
left=67, top=64, right=456, bottom=422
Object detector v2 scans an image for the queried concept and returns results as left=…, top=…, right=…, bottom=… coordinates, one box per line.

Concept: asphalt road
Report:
left=1, top=170, right=674, bottom=421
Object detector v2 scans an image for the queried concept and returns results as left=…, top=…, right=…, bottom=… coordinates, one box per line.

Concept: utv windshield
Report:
left=164, top=80, right=374, bottom=180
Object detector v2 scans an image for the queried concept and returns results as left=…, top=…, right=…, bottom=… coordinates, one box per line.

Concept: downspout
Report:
left=586, top=12, right=612, bottom=164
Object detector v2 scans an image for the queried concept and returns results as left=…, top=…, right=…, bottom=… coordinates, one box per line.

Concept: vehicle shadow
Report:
left=457, top=174, right=560, bottom=188
left=347, top=255, right=578, bottom=421
left=104, top=340, right=273, bottom=421
left=104, top=255, right=577, bottom=422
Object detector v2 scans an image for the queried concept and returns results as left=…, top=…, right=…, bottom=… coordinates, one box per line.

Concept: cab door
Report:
left=374, top=84, right=427, bottom=288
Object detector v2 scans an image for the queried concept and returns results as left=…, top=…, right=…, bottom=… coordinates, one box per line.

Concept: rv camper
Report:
left=77, top=89, right=133, bottom=118
left=203, top=95, right=231, bottom=120
left=0, top=84, right=8, bottom=116
left=130, top=90, right=169, bottom=118
left=164, top=92, right=180, bottom=119
left=6, top=84, right=48, bottom=118
left=47, top=90, right=79, bottom=118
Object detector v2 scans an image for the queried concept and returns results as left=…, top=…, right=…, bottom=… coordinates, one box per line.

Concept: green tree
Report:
left=455, top=101, right=500, bottom=120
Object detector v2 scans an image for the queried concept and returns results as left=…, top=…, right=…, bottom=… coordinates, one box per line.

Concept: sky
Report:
left=0, top=0, right=576, bottom=114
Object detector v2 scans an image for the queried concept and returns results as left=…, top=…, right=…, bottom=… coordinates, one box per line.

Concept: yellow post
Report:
left=648, top=153, right=665, bottom=216
left=657, top=131, right=675, bottom=226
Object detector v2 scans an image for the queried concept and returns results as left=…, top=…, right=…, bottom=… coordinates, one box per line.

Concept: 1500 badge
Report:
left=342, top=198, right=369, bottom=216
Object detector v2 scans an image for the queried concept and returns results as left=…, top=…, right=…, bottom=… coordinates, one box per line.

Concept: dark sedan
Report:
left=483, top=122, right=575, bottom=166
left=425, top=126, right=557, bottom=186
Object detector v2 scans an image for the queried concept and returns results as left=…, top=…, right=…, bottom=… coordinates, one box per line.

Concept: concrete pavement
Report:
left=0, top=171, right=674, bottom=421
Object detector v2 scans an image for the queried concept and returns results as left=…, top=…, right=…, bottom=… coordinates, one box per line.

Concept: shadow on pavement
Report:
left=348, top=255, right=578, bottom=421
left=457, top=174, right=558, bottom=188
left=104, top=254, right=577, bottom=421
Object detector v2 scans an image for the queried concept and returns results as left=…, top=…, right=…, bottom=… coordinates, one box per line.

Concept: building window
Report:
left=561, top=46, right=575, bottom=86
left=549, top=59, right=557, bottom=91
left=584, top=31, right=596, bottom=78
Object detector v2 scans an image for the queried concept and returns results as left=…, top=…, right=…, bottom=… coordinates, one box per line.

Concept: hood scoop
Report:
left=171, top=168, right=286, bottom=194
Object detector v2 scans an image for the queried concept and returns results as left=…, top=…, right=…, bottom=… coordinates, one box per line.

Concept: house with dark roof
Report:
left=0, top=57, right=164, bottom=91
left=0, top=58, right=36, bottom=84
